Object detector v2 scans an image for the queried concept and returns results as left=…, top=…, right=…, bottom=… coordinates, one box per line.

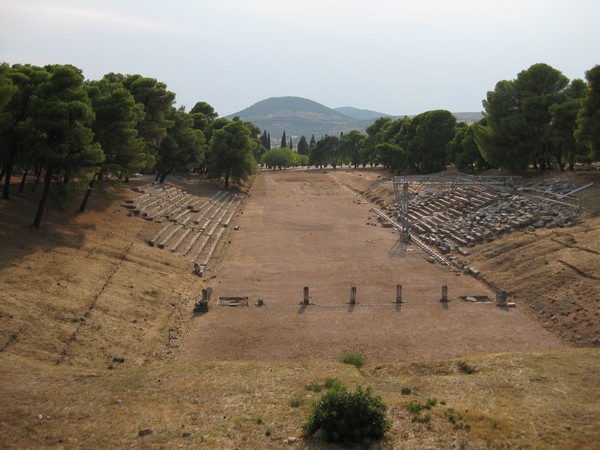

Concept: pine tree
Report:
left=309, top=134, right=317, bottom=150
left=281, top=130, right=287, bottom=148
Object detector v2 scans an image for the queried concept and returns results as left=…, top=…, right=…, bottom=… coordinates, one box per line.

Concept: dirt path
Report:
left=179, top=170, right=563, bottom=363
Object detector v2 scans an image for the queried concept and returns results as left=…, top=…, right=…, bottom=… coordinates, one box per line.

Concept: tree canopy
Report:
left=575, top=65, right=600, bottom=161
left=207, top=119, right=258, bottom=187
left=475, top=63, right=570, bottom=172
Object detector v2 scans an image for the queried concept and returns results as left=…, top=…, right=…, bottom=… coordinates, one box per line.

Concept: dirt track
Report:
left=178, top=170, right=563, bottom=363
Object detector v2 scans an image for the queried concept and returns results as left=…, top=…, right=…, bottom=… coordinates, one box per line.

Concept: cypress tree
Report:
left=261, top=130, right=269, bottom=148
left=297, top=136, right=309, bottom=155
left=309, top=134, right=317, bottom=150
left=281, top=130, right=287, bottom=148
left=289, top=137, right=293, bottom=149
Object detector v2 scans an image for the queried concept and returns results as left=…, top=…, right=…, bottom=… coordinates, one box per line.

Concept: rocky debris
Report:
left=386, top=183, right=582, bottom=259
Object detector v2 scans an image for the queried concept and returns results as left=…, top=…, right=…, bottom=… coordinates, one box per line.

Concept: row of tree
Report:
left=2, top=62, right=598, bottom=227
left=261, top=63, right=599, bottom=174
left=0, top=63, right=262, bottom=227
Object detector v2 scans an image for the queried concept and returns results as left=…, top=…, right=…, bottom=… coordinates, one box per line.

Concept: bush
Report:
left=341, top=350, right=364, bottom=368
left=289, top=396, right=304, bottom=408
left=302, top=381, right=390, bottom=446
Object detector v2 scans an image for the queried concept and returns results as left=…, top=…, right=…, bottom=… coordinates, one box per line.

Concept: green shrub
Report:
left=400, top=386, right=412, bottom=395
left=305, top=378, right=341, bottom=393
left=302, top=382, right=390, bottom=446
left=304, top=380, right=323, bottom=392
left=341, top=350, right=364, bottom=368
left=324, top=377, right=339, bottom=389
left=289, top=396, right=304, bottom=408
left=426, top=397, right=438, bottom=408
left=407, top=401, right=423, bottom=414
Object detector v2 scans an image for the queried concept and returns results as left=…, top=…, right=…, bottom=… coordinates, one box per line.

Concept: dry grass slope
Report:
left=0, top=170, right=599, bottom=449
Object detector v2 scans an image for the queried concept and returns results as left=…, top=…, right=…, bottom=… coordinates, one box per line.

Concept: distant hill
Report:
left=226, top=96, right=372, bottom=145
left=452, top=112, right=484, bottom=123
left=227, top=96, right=483, bottom=146
left=334, top=106, right=393, bottom=121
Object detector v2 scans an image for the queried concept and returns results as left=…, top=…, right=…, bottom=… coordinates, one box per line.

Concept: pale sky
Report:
left=1, top=0, right=598, bottom=117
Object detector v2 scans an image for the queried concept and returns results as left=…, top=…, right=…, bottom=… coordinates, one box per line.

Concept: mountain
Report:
left=226, top=96, right=372, bottom=144
left=334, top=106, right=393, bottom=120
left=227, top=96, right=483, bottom=146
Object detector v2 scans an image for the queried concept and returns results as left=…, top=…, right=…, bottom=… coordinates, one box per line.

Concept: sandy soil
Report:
left=179, top=170, right=563, bottom=363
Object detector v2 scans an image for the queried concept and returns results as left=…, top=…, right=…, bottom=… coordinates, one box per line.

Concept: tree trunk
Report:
left=19, top=168, right=30, bottom=192
left=155, top=172, right=160, bottom=182
left=159, top=168, right=172, bottom=184
left=32, top=163, right=43, bottom=193
left=2, top=147, right=17, bottom=200
left=80, top=171, right=101, bottom=212
left=33, top=166, right=53, bottom=228
left=223, top=172, right=230, bottom=188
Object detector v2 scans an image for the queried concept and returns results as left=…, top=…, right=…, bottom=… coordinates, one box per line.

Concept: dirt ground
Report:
left=1, top=168, right=599, bottom=449
left=179, top=169, right=563, bottom=363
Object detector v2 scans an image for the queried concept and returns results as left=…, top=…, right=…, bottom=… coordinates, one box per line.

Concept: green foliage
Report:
left=365, top=111, right=455, bottom=173
left=309, top=135, right=342, bottom=168
left=407, top=401, right=423, bottom=414
left=450, top=123, right=489, bottom=172
left=476, top=63, right=570, bottom=172
left=208, top=119, right=258, bottom=187
left=122, top=74, right=176, bottom=161
left=400, top=386, right=412, bottom=395
left=324, top=377, right=339, bottom=389
left=304, top=380, right=324, bottom=392
left=445, top=408, right=471, bottom=430
left=86, top=75, right=146, bottom=177
left=576, top=65, right=600, bottom=161
left=339, top=130, right=366, bottom=167
left=411, top=414, right=431, bottom=424
left=297, top=135, right=309, bottom=155
left=281, top=130, right=287, bottom=148
left=302, top=382, right=390, bottom=446
left=289, top=396, right=304, bottom=408
left=30, top=64, right=104, bottom=227
left=155, top=107, right=205, bottom=182
left=261, top=147, right=298, bottom=169
left=304, top=378, right=341, bottom=393
left=341, top=350, right=364, bottom=368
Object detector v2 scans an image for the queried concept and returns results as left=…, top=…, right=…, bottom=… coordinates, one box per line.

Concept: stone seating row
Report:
left=389, top=184, right=581, bottom=257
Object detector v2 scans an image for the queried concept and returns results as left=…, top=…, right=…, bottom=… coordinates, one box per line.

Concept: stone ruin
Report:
left=383, top=177, right=583, bottom=258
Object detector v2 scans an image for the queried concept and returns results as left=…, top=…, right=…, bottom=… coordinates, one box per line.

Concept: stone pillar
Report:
left=440, top=285, right=448, bottom=302
left=303, top=286, right=309, bottom=305
left=496, top=290, right=507, bottom=306
left=350, top=286, right=357, bottom=304
left=396, top=284, right=403, bottom=303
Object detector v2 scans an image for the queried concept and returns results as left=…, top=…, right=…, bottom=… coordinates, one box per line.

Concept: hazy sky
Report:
left=1, top=0, right=598, bottom=117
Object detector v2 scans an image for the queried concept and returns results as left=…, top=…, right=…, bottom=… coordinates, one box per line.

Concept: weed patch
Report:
left=341, top=350, right=364, bottom=368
